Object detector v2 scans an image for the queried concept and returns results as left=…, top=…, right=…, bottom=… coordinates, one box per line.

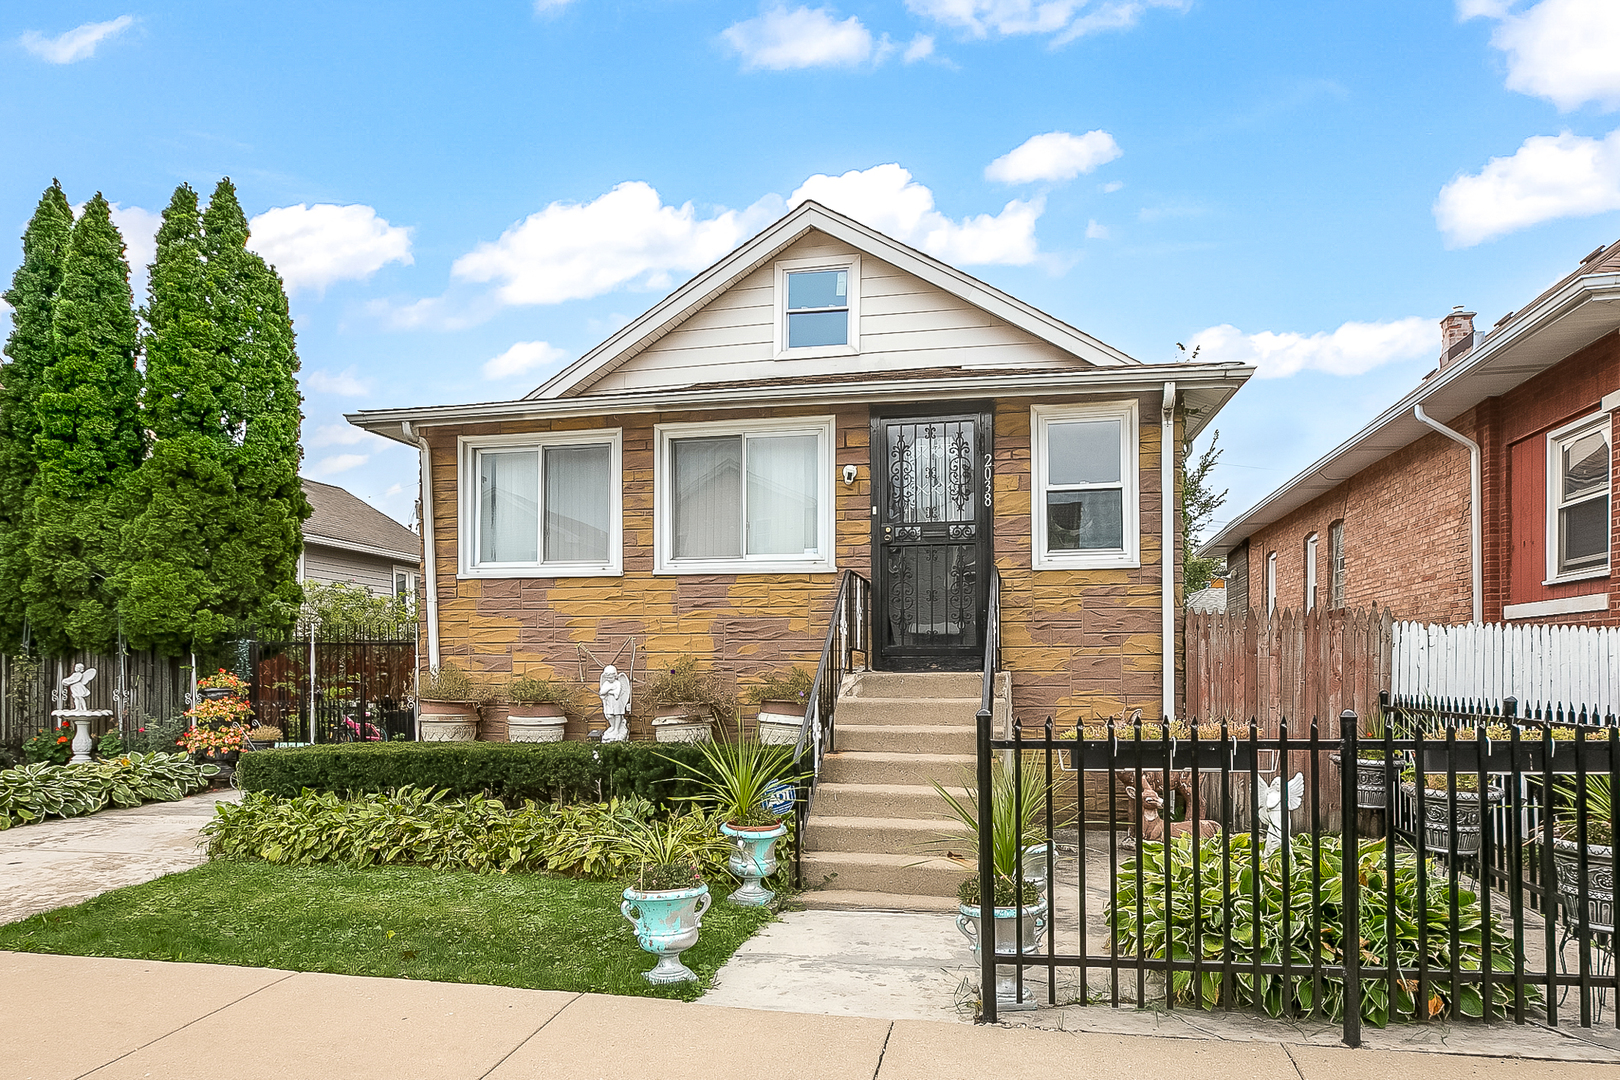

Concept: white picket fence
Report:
left=1391, top=620, right=1620, bottom=719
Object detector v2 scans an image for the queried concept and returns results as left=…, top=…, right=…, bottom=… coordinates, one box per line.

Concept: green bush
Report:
left=1108, top=831, right=1528, bottom=1025
left=234, top=740, right=719, bottom=808
left=125, top=717, right=187, bottom=754
left=0, top=753, right=216, bottom=828
left=22, top=720, right=75, bottom=764
left=204, top=786, right=736, bottom=883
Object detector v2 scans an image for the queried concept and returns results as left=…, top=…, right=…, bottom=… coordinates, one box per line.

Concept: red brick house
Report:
left=1203, top=238, right=1620, bottom=627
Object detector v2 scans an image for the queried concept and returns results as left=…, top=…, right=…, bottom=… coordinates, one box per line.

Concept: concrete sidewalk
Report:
left=6, top=952, right=1620, bottom=1080
left=0, top=789, right=235, bottom=926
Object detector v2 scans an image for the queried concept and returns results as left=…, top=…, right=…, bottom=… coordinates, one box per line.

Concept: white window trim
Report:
left=1266, top=551, right=1278, bottom=615
left=653, top=415, right=838, bottom=576
left=1544, top=410, right=1612, bottom=585
left=392, top=567, right=418, bottom=599
left=1030, top=401, right=1140, bottom=570
left=773, top=255, right=860, bottom=360
left=1304, top=533, right=1318, bottom=613
left=457, top=429, right=623, bottom=579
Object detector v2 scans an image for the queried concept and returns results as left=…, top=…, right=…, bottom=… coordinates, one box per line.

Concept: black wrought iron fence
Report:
left=974, top=707, right=1620, bottom=1045
left=249, top=633, right=417, bottom=744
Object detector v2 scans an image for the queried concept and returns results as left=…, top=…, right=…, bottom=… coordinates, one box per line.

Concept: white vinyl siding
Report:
left=302, top=543, right=399, bottom=596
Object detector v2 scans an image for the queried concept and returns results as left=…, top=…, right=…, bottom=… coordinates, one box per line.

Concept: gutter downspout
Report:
left=403, top=421, right=441, bottom=673
left=1414, top=405, right=1483, bottom=623
left=1162, top=382, right=1177, bottom=723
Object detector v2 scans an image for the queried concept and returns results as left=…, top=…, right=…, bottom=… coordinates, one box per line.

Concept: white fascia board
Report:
left=527, top=202, right=1140, bottom=402
left=348, top=362, right=1254, bottom=446
left=1198, top=273, right=1620, bottom=561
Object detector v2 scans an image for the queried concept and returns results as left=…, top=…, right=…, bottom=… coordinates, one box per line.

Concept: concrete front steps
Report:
left=798, top=670, right=1003, bottom=913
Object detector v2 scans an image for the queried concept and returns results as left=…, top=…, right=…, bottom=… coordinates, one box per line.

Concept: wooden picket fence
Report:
left=1184, top=605, right=1394, bottom=734
left=1390, top=619, right=1620, bottom=719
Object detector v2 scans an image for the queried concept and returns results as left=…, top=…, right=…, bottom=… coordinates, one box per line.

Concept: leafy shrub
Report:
left=97, top=731, right=126, bottom=757
left=0, top=753, right=216, bottom=829
left=507, top=677, right=585, bottom=708
left=23, top=720, right=75, bottom=765
left=234, top=740, right=719, bottom=808
left=421, top=663, right=491, bottom=703
left=1108, top=831, right=1528, bottom=1025
left=644, top=656, right=734, bottom=716
left=205, top=786, right=734, bottom=883
left=745, top=666, right=814, bottom=707
left=125, top=716, right=188, bottom=754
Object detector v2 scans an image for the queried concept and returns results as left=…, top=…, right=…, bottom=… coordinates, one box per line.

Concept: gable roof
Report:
left=530, top=199, right=1139, bottom=401
left=302, top=479, right=420, bottom=562
left=1200, top=237, right=1620, bottom=562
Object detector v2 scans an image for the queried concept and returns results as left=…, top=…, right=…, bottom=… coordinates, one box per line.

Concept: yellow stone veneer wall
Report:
left=421, top=394, right=1180, bottom=729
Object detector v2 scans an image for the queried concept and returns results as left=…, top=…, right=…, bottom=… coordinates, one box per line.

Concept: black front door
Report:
left=872, top=410, right=992, bottom=671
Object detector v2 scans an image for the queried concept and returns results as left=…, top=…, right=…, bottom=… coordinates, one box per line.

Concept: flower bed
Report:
left=0, top=753, right=216, bottom=828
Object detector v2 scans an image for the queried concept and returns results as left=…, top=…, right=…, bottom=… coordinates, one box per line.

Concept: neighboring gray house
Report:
left=300, top=479, right=421, bottom=600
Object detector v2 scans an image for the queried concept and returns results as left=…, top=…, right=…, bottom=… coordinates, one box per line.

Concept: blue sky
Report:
left=3, top=0, right=1619, bottom=540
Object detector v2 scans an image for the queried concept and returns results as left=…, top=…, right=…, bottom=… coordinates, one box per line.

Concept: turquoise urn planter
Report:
left=621, top=882, right=711, bottom=984
left=720, top=821, right=788, bottom=906
left=957, top=898, right=1048, bottom=1008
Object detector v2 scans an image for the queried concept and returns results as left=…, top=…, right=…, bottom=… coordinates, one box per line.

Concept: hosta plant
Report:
left=0, top=753, right=216, bottom=829
left=1107, top=831, right=1528, bottom=1025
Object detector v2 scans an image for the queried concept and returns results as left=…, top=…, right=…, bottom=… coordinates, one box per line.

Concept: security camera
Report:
left=842, top=464, right=858, bottom=484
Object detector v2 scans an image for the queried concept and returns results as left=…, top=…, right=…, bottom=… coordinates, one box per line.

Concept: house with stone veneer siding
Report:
left=1203, top=238, right=1620, bottom=629
left=347, top=201, right=1252, bottom=735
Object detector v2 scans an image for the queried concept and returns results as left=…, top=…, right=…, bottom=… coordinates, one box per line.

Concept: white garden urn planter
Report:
left=506, top=703, right=568, bottom=743
left=653, top=706, right=712, bottom=743
left=756, top=700, right=805, bottom=746
left=417, top=700, right=478, bottom=742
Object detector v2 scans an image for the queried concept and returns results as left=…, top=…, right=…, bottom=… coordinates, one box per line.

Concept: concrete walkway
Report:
left=7, top=951, right=1620, bottom=1080
left=0, top=789, right=236, bottom=925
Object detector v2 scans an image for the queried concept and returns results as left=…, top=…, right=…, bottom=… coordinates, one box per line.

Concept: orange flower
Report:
left=56, top=736, right=69, bottom=743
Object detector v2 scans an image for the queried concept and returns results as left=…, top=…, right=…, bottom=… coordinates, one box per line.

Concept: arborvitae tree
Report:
left=24, top=194, right=143, bottom=654
left=0, top=182, right=73, bottom=651
left=113, top=184, right=239, bottom=653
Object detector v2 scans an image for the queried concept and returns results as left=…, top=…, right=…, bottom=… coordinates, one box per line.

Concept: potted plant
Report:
left=417, top=664, right=488, bottom=742
left=1399, top=762, right=1503, bottom=858
left=612, top=814, right=726, bottom=984
left=644, top=657, right=732, bottom=743
left=506, top=676, right=579, bottom=742
left=1546, top=774, right=1615, bottom=935
left=746, top=666, right=814, bottom=746
left=680, top=736, right=801, bottom=905
left=929, top=758, right=1052, bottom=1007
left=1331, top=708, right=1399, bottom=810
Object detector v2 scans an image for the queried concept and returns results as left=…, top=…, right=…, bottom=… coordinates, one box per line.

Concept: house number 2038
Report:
left=983, top=453, right=992, bottom=507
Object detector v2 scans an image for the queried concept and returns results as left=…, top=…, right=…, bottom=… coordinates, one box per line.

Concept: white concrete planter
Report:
left=756, top=700, right=805, bottom=746
left=507, top=703, right=568, bottom=743
left=653, top=706, right=712, bottom=744
left=418, top=700, right=478, bottom=742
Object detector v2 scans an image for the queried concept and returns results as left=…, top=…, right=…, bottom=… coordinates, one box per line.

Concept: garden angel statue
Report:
left=598, top=665, right=631, bottom=743
left=1259, top=772, right=1305, bottom=856
left=61, top=663, right=97, bottom=712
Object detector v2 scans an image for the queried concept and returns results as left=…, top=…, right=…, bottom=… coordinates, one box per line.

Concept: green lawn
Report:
left=0, top=860, right=775, bottom=1001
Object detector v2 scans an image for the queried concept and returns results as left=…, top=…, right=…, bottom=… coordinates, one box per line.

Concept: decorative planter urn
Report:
left=418, top=700, right=478, bottom=742
left=506, top=702, right=568, bottom=743
left=1400, top=781, right=1503, bottom=858
left=957, top=897, right=1049, bottom=1008
left=720, top=821, right=789, bottom=905
left=1550, top=835, right=1616, bottom=935
left=652, top=705, right=712, bottom=743
left=621, top=882, right=712, bottom=983
left=1331, top=753, right=1390, bottom=810
left=755, top=700, right=806, bottom=747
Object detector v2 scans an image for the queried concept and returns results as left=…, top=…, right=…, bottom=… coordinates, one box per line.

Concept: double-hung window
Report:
left=461, top=430, right=622, bottom=577
left=1266, top=552, right=1278, bottom=615
left=1329, top=520, right=1345, bottom=608
left=655, top=417, right=836, bottom=574
left=1304, top=533, right=1318, bottom=612
left=1031, top=402, right=1139, bottom=569
left=775, top=256, right=859, bottom=356
left=1547, top=413, right=1612, bottom=580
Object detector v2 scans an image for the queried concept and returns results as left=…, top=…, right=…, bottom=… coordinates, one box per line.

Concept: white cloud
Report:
left=792, top=163, right=1042, bottom=265
left=74, top=201, right=160, bottom=298
left=904, top=0, right=1186, bottom=42
left=247, top=204, right=412, bottom=295
left=310, top=423, right=373, bottom=447
left=722, top=6, right=885, bottom=70
left=986, top=130, right=1122, bottom=184
left=483, top=340, right=567, bottom=380
left=452, top=181, right=772, bottom=306
left=20, top=16, right=133, bottom=63
left=1085, top=219, right=1110, bottom=239
left=310, top=453, right=369, bottom=477
left=903, top=33, right=936, bottom=61
left=1434, top=129, right=1620, bottom=247
left=1187, top=317, right=1438, bottom=379
left=304, top=367, right=371, bottom=396
left=534, top=0, right=575, bottom=10
left=1101, top=180, right=1124, bottom=193
left=1463, top=0, right=1620, bottom=112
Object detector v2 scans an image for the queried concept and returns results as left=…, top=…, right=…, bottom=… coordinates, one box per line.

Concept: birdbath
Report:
left=54, top=662, right=113, bottom=764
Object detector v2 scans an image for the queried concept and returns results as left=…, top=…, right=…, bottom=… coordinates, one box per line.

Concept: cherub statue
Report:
left=598, top=664, right=631, bottom=743
left=61, top=663, right=97, bottom=712
left=1259, top=772, right=1305, bottom=855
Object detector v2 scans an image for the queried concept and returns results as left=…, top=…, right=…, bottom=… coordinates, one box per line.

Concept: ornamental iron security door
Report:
left=872, top=410, right=992, bottom=670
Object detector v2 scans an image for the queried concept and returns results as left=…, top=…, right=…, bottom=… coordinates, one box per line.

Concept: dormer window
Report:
left=775, top=255, right=860, bottom=357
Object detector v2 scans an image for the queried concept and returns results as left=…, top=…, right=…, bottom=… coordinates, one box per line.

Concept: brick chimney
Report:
left=1439, top=306, right=1476, bottom=370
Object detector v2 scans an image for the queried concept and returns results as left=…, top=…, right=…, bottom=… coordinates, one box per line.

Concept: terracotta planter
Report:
left=418, top=699, right=478, bottom=742
left=653, top=704, right=712, bottom=743
left=507, top=702, right=568, bottom=743
left=756, top=699, right=806, bottom=746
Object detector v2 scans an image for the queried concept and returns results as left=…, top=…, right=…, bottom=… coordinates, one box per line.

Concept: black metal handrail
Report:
left=792, top=569, right=871, bottom=885
left=976, top=566, right=1003, bottom=1017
